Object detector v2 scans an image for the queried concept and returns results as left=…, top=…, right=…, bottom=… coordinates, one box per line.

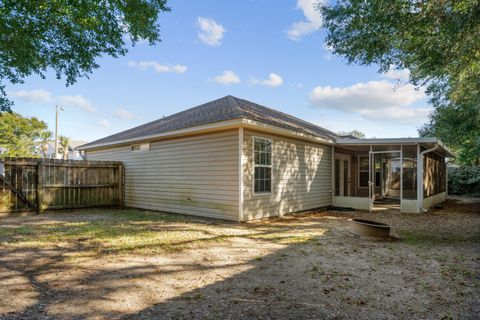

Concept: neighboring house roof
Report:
left=339, top=134, right=359, bottom=139
left=67, top=140, right=88, bottom=152
left=79, top=95, right=339, bottom=150
left=42, top=140, right=87, bottom=159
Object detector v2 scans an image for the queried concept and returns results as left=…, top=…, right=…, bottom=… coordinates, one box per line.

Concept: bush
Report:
left=448, top=166, right=480, bottom=196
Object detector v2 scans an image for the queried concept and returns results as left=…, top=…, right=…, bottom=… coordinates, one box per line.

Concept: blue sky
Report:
left=6, top=0, right=432, bottom=142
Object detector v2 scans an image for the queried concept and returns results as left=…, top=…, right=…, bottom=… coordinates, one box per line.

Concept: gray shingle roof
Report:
left=81, top=95, right=338, bottom=148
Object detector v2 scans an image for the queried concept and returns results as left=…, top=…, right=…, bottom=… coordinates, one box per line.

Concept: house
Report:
left=77, top=96, right=452, bottom=221
left=43, top=140, right=87, bottom=160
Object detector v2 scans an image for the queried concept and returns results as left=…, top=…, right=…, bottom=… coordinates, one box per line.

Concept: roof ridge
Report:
left=80, top=95, right=338, bottom=149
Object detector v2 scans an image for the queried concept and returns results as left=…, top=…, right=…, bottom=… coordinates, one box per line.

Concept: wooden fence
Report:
left=0, top=157, right=123, bottom=213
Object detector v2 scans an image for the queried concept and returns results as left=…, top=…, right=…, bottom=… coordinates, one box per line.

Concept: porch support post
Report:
left=238, top=127, right=244, bottom=222
left=331, top=145, right=335, bottom=207
left=368, top=145, right=372, bottom=212
left=445, top=158, right=448, bottom=198
left=416, top=144, right=422, bottom=213
left=400, top=145, right=403, bottom=212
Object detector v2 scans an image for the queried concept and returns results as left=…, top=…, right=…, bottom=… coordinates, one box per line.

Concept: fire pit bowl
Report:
left=349, top=219, right=391, bottom=238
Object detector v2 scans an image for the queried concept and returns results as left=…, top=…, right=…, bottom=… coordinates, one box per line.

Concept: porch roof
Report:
left=335, top=137, right=454, bottom=158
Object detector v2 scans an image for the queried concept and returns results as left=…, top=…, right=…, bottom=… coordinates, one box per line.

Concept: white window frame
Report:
left=252, top=136, right=273, bottom=196
left=334, top=153, right=351, bottom=196
left=131, top=142, right=150, bottom=152
left=358, top=155, right=369, bottom=188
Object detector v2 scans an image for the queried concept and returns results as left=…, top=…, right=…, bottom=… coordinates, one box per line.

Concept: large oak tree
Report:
left=321, top=0, right=479, bottom=164
left=0, top=0, right=170, bottom=112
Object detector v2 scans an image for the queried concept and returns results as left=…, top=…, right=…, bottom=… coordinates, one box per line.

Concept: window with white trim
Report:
left=253, top=137, right=272, bottom=194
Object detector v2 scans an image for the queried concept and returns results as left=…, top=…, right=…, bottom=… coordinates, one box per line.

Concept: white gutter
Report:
left=78, top=118, right=335, bottom=151
left=76, top=119, right=244, bottom=151
left=417, top=143, right=439, bottom=213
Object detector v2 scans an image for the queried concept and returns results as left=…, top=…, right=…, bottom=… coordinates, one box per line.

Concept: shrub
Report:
left=448, top=166, right=480, bottom=196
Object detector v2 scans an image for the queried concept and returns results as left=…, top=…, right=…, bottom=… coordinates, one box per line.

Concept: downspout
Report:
left=417, top=143, right=439, bottom=213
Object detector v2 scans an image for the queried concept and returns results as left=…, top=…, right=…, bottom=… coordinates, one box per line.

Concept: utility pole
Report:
left=54, top=105, right=64, bottom=159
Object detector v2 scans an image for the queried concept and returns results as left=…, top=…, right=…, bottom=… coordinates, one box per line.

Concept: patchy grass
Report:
left=398, top=230, right=441, bottom=246
left=0, top=209, right=231, bottom=255
left=0, top=209, right=327, bottom=255
left=0, top=198, right=479, bottom=319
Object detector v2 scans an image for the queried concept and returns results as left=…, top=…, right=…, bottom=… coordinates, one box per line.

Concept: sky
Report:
left=6, top=0, right=432, bottom=142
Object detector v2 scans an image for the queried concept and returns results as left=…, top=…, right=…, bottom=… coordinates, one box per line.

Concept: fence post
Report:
left=118, top=163, right=124, bottom=208
left=36, top=159, right=44, bottom=214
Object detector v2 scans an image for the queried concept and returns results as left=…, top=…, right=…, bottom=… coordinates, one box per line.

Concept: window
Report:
left=253, top=137, right=272, bottom=194
left=131, top=143, right=150, bottom=152
left=358, top=155, right=369, bottom=188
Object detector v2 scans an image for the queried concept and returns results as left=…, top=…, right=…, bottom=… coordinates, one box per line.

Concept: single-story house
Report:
left=77, top=96, right=452, bottom=221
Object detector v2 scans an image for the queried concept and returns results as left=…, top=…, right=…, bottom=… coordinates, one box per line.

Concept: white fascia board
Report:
left=77, top=119, right=244, bottom=151
left=77, top=118, right=335, bottom=151
left=241, top=119, right=334, bottom=145
left=336, top=137, right=438, bottom=145
left=337, top=137, right=454, bottom=158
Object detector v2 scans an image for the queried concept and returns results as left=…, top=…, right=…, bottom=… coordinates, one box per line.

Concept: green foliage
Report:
left=59, top=135, right=70, bottom=159
left=39, top=130, right=52, bottom=158
left=337, top=129, right=366, bottom=138
left=419, top=102, right=480, bottom=165
left=0, top=0, right=170, bottom=111
left=0, top=112, right=48, bottom=157
left=321, top=0, right=480, bottom=165
left=447, top=165, right=480, bottom=196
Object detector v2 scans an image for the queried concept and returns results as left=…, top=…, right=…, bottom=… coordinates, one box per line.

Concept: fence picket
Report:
left=0, top=158, right=123, bottom=213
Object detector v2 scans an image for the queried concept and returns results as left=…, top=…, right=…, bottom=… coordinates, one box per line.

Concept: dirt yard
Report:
left=0, top=197, right=479, bottom=319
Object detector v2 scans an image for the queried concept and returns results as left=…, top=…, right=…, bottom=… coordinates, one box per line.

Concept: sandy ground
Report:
left=0, top=197, right=479, bottom=320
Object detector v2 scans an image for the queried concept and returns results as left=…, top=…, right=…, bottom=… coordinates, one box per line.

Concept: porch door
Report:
left=368, top=151, right=375, bottom=211
left=335, top=154, right=350, bottom=197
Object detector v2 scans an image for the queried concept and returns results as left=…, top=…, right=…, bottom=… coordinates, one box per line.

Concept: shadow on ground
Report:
left=0, top=198, right=479, bottom=319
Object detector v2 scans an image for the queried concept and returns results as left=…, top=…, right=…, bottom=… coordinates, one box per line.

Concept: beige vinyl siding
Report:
left=86, top=130, right=240, bottom=221
left=243, top=129, right=332, bottom=220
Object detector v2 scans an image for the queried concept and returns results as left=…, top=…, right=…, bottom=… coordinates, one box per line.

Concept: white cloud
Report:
left=114, top=108, right=138, bottom=120
left=309, top=80, right=429, bottom=121
left=8, top=89, right=97, bottom=113
left=55, top=95, right=96, bottom=113
left=250, top=73, right=284, bottom=87
left=384, top=67, right=410, bottom=82
left=95, top=119, right=111, bottom=128
left=197, top=17, right=226, bottom=46
left=127, top=60, right=187, bottom=74
left=287, top=0, right=326, bottom=40
left=214, top=70, right=240, bottom=85
left=8, top=89, right=52, bottom=103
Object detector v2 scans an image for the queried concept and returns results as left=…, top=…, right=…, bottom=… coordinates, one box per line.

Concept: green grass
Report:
left=0, top=209, right=229, bottom=255
left=0, top=209, right=330, bottom=257
left=442, top=264, right=477, bottom=279
left=399, top=230, right=442, bottom=246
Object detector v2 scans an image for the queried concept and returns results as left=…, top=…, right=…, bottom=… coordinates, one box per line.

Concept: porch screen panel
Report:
left=335, top=159, right=340, bottom=196
left=343, top=161, right=349, bottom=196
left=359, top=156, right=369, bottom=188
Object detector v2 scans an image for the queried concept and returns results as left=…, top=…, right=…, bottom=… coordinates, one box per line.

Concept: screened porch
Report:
left=332, top=138, right=452, bottom=213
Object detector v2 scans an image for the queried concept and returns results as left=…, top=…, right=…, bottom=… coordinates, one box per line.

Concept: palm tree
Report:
left=59, top=135, right=70, bottom=160
left=39, top=130, right=52, bottom=158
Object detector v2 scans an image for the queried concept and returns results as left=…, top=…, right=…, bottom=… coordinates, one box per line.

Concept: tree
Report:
left=337, top=129, right=366, bottom=139
left=321, top=0, right=480, bottom=165
left=0, top=0, right=170, bottom=112
left=39, top=130, right=52, bottom=158
left=0, top=112, right=48, bottom=157
left=59, top=135, right=70, bottom=160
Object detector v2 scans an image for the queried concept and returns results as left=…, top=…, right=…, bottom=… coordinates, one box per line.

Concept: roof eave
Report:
left=76, top=119, right=244, bottom=151
left=241, top=119, right=334, bottom=145
left=77, top=118, right=335, bottom=151
left=336, top=137, right=454, bottom=158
